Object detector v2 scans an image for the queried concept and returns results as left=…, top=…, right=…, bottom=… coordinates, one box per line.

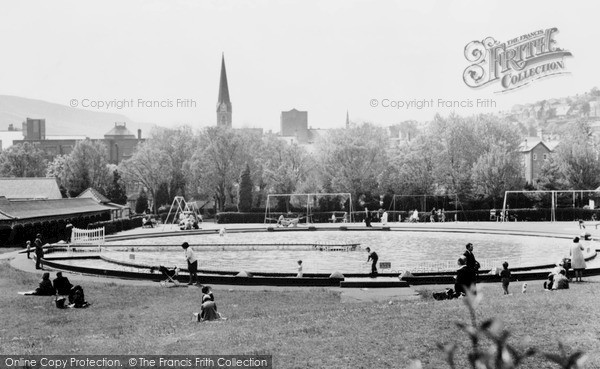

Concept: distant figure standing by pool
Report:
left=500, top=261, right=511, bottom=295
left=381, top=211, right=388, bottom=226
left=430, top=208, right=436, bottom=222
left=365, top=247, right=378, bottom=277
left=296, top=260, right=303, bottom=278
left=181, top=242, right=198, bottom=285
left=570, top=236, right=586, bottom=282
left=34, top=234, right=44, bottom=270
left=463, top=243, right=480, bottom=287
left=26, top=240, right=31, bottom=259
left=410, top=209, right=419, bottom=223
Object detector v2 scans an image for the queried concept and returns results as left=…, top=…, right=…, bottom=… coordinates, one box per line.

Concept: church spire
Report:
left=346, top=110, right=350, bottom=128
left=216, top=53, right=232, bottom=127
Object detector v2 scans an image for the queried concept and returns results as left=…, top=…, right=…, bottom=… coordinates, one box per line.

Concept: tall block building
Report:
left=280, top=109, right=308, bottom=143
left=22, top=118, right=46, bottom=140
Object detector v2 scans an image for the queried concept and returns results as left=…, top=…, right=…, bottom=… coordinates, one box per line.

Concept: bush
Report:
left=216, top=212, right=265, bottom=224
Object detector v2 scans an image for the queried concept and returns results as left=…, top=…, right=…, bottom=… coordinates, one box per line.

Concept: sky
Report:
left=0, top=0, right=598, bottom=132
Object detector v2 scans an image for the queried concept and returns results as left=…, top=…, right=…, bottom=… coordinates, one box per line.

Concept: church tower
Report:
left=216, top=53, right=232, bottom=127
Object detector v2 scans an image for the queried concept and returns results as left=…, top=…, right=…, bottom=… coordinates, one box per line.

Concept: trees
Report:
left=105, top=168, right=128, bottom=205
left=185, top=127, right=246, bottom=211
left=45, top=140, right=111, bottom=197
left=237, top=163, right=253, bottom=212
left=135, top=189, right=149, bottom=214
left=150, top=126, right=197, bottom=203
left=0, top=142, right=47, bottom=177
left=550, top=120, right=600, bottom=189
left=471, top=144, right=524, bottom=207
left=315, top=123, right=388, bottom=207
left=260, top=134, right=314, bottom=195
left=119, top=140, right=171, bottom=213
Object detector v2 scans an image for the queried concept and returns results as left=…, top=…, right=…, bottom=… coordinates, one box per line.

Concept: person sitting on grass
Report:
left=200, top=294, right=224, bottom=321
left=31, top=272, right=56, bottom=296
left=53, top=272, right=73, bottom=296
left=454, top=256, right=472, bottom=297
left=552, top=269, right=569, bottom=290
left=544, top=262, right=566, bottom=290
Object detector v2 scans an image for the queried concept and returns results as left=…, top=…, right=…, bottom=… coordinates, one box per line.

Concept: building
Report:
left=22, top=118, right=46, bottom=140
left=519, top=137, right=556, bottom=184
left=77, top=187, right=130, bottom=220
left=102, top=122, right=143, bottom=164
left=280, top=109, right=308, bottom=143
left=13, top=122, right=143, bottom=164
left=0, top=177, right=62, bottom=200
left=216, top=53, right=232, bottom=128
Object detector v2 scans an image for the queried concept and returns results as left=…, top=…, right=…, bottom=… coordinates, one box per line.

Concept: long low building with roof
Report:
left=0, top=196, right=112, bottom=245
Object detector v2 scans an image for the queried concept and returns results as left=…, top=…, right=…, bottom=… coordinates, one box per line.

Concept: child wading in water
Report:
left=500, top=261, right=511, bottom=295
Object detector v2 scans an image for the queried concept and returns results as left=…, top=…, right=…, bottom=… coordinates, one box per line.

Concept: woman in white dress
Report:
left=570, top=236, right=586, bottom=282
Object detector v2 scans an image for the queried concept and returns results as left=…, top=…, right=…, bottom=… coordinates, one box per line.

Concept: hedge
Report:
left=88, top=217, right=144, bottom=236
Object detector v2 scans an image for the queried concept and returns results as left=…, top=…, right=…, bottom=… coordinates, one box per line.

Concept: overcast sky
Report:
left=0, top=0, right=597, bottom=132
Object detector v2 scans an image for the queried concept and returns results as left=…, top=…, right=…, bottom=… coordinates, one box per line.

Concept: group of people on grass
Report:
left=27, top=271, right=88, bottom=308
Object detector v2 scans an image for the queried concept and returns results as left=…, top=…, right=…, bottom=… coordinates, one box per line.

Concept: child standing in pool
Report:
left=500, top=261, right=511, bottom=295
left=296, top=260, right=303, bottom=278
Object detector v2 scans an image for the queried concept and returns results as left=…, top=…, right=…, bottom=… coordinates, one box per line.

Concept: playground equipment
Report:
left=164, top=196, right=202, bottom=229
left=264, top=193, right=353, bottom=224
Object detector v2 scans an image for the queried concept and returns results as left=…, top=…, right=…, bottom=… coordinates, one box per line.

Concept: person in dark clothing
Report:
left=53, top=272, right=73, bottom=295
left=454, top=256, right=472, bottom=296
left=463, top=243, right=480, bottom=285
left=34, top=234, right=44, bottom=270
left=31, top=272, right=56, bottom=296
left=365, top=247, right=379, bottom=276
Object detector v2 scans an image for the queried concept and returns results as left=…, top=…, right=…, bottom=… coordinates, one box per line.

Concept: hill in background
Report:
left=0, top=95, right=159, bottom=138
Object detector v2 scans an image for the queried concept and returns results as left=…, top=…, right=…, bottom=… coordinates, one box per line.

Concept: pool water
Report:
left=100, top=231, right=586, bottom=274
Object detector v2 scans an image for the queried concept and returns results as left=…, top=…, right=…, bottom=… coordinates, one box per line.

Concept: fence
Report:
left=71, top=227, right=105, bottom=251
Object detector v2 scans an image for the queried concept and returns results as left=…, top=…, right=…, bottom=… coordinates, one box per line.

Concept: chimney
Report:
left=137, top=129, right=142, bottom=139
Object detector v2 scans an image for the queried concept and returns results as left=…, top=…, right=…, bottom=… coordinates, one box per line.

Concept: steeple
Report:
left=346, top=110, right=350, bottom=129
left=216, top=53, right=232, bottom=127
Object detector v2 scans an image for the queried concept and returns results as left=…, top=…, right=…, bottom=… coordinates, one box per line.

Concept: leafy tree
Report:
left=260, top=134, right=313, bottom=195
left=237, top=163, right=253, bottom=212
left=150, top=126, right=196, bottom=201
left=185, top=127, right=246, bottom=211
left=314, top=122, right=388, bottom=208
left=119, top=140, right=171, bottom=213
left=154, top=182, right=170, bottom=209
left=0, top=142, right=47, bottom=177
left=535, top=156, right=567, bottom=190
left=135, top=189, right=149, bottom=214
left=471, top=144, right=524, bottom=207
left=552, top=120, right=600, bottom=189
left=46, top=155, right=69, bottom=197
left=105, top=169, right=128, bottom=205
left=52, top=140, right=112, bottom=197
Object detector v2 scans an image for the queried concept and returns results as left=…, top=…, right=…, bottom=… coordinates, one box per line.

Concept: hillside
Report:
left=0, top=95, right=158, bottom=138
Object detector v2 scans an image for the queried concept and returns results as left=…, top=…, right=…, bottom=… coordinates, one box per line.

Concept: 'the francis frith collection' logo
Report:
left=463, top=28, right=572, bottom=92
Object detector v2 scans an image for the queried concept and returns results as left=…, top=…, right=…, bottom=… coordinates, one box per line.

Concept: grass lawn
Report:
left=2, top=260, right=600, bottom=368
